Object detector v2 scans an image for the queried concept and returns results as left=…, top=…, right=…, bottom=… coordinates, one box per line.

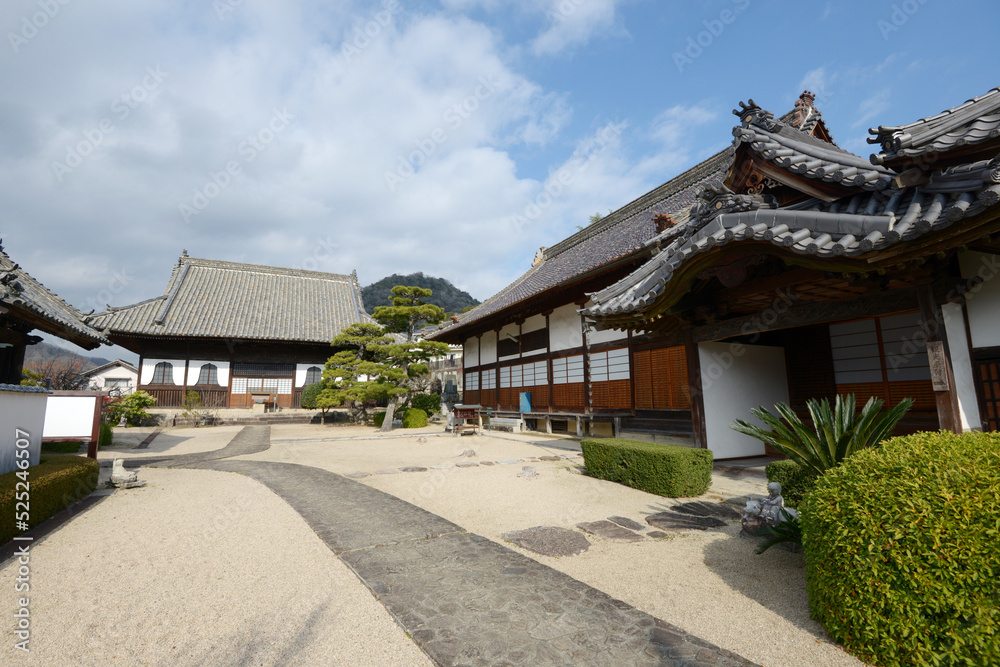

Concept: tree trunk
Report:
left=381, top=395, right=401, bottom=431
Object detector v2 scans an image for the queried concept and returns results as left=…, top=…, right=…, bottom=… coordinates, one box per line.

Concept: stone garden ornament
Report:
left=741, top=481, right=798, bottom=536
left=110, top=458, right=146, bottom=489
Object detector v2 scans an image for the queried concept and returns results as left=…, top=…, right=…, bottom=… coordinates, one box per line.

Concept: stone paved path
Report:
left=191, top=455, right=755, bottom=666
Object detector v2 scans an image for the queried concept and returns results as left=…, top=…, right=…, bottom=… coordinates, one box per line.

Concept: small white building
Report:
left=82, top=359, right=138, bottom=395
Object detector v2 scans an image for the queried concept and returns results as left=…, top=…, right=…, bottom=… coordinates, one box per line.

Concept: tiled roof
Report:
left=733, top=100, right=893, bottom=191
left=869, top=86, right=1000, bottom=167
left=0, top=243, right=108, bottom=347
left=428, top=99, right=830, bottom=341
left=81, top=358, right=138, bottom=376
left=88, top=255, right=371, bottom=343
left=426, top=149, right=732, bottom=340
left=585, top=96, right=1000, bottom=323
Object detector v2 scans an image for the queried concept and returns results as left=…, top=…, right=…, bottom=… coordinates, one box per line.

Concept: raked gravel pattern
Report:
left=196, top=457, right=755, bottom=666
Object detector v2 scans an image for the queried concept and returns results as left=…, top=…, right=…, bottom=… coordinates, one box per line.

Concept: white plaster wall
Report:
left=0, top=389, right=47, bottom=475
left=295, top=363, right=323, bottom=387
left=186, top=359, right=229, bottom=386
left=463, top=338, right=479, bottom=368
left=480, top=331, right=498, bottom=365
left=960, top=250, right=1000, bottom=348
left=43, top=395, right=100, bottom=441
left=550, top=304, right=583, bottom=351
left=942, top=302, right=983, bottom=431
left=700, top=342, right=789, bottom=460
left=588, top=327, right=628, bottom=345
left=521, top=314, right=546, bottom=334
left=140, top=359, right=184, bottom=385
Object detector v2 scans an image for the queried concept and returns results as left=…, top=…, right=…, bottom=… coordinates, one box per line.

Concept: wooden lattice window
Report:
left=151, top=361, right=174, bottom=384
left=196, top=363, right=219, bottom=385
left=633, top=346, right=689, bottom=410
left=304, top=366, right=322, bottom=385
left=978, top=358, right=1000, bottom=432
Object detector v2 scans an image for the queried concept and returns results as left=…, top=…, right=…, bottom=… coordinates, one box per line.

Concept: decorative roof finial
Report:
left=181, top=249, right=189, bottom=258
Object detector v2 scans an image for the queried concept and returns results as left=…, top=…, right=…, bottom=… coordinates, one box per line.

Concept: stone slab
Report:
left=576, top=520, right=645, bottom=542
left=645, top=512, right=727, bottom=531
left=399, top=466, right=427, bottom=472
left=501, top=526, right=591, bottom=557
left=608, top=516, right=647, bottom=532
left=671, top=501, right=742, bottom=520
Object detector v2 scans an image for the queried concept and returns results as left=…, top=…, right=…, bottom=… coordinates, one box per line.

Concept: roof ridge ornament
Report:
left=690, top=182, right=777, bottom=224
left=733, top=99, right=781, bottom=131
left=793, top=90, right=817, bottom=129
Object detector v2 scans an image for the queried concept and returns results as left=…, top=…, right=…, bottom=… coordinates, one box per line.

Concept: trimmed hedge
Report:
left=402, top=408, right=428, bottom=428
left=1, top=455, right=100, bottom=545
left=765, top=459, right=818, bottom=507
left=580, top=438, right=713, bottom=497
left=801, top=431, right=1000, bottom=666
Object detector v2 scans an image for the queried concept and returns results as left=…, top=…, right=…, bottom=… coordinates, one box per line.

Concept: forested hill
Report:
left=362, top=273, right=479, bottom=314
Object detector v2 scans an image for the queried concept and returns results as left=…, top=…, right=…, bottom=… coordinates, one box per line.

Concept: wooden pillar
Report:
left=580, top=311, right=591, bottom=415
left=684, top=330, right=707, bottom=449
left=545, top=314, right=553, bottom=413
left=917, top=284, right=962, bottom=433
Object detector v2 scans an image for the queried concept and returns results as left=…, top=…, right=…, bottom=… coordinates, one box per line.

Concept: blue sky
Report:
left=1, top=0, right=997, bottom=357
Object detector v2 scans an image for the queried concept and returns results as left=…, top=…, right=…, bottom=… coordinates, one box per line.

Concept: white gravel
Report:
left=252, top=424, right=865, bottom=667
left=0, top=466, right=432, bottom=667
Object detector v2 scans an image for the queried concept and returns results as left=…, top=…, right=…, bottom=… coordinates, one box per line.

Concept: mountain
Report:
left=362, top=273, right=479, bottom=315
left=24, top=342, right=111, bottom=369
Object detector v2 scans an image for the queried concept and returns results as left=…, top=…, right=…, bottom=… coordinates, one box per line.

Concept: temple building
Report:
left=88, top=253, right=371, bottom=409
left=0, top=242, right=108, bottom=384
left=431, top=87, right=1000, bottom=457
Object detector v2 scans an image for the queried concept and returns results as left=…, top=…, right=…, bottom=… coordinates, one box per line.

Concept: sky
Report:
left=2, top=0, right=998, bottom=360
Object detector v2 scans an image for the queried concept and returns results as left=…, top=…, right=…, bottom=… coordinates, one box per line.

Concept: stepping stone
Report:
left=647, top=531, right=670, bottom=539
left=645, top=511, right=727, bottom=531
left=498, top=459, right=522, bottom=465
left=374, top=469, right=399, bottom=475
left=608, top=516, right=646, bottom=532
left=538, top=456, right=562, bottom=461
left=344, top=472, right=370, bottom=479
left=576, top=520, right=645, bottom=541
left=671, top=501, right=741, bottom=520
left=502, top=526, right=591, bottom=557
left=399, top=466, right=427, bottom=473
left=455, top=462, right=478, bottom=468
left=431, top=464, right=453, bottom=470
left=480, top=461, right=495, bottom=466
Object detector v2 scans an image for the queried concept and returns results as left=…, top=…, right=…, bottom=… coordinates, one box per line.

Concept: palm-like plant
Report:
left=730, top=394, right=913, bottom=476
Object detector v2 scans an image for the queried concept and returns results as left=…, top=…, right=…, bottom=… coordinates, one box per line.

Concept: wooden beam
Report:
left=917, top=284, right=962, bottom=433
left=692, top=288, right=920, bottom=342
left=684, top=330, right=707, bottom=449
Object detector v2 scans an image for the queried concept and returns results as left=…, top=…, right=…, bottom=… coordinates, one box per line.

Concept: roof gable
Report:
left=89, top=255, right=371, bottom=343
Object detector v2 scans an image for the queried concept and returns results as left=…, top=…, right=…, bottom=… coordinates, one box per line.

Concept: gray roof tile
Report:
left=89, top=256, right=371, bottom=343
left=0, top=243, right=108, bottom=347
left=869, top=86, right=1000, bottom=167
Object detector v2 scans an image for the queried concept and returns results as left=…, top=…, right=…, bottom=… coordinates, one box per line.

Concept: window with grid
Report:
left=481, top=368, right=496, bottom=389
left=552, top=355, right=584, bottom=384
left=304, top=366, right=322, bottom=385
left=151, top=362, right=174, bottom=384
left=590, top=347, right=630, bottom=382
left=196, top=363, right=219, bottom=385
left=465, top=371, right=479, bottom=391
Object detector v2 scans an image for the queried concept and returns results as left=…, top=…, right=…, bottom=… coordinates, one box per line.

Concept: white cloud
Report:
left=852, top=89, right=892, bottom=129
left=531, top=0, right=625, bottom=55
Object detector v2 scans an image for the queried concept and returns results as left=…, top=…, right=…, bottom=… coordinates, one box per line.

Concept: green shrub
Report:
left=731, top=394, right=912, bottom=476
left=765, top=459, right=817, bottom=507
left=801, top=431, right=1000, bottom=666
left=402, top=408, right=428, bottom=428
left=42, top=441, right=82, bottom=454
left=99, top=422, right=113, bottom=449
left=409, top=393, right=441, bottom=415
left=105, top=390, right=156, bottom=426
left=300, top=382, right=323, bottom=409
left=1, top=455, right=100, bottom=545
left=580, top=438, right=712, bottom=497
left=373, top=412, right=386, bottom=427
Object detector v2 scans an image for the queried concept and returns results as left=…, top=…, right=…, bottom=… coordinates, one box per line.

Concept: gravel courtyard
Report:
left=0, top=423, right=864, bottom=666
